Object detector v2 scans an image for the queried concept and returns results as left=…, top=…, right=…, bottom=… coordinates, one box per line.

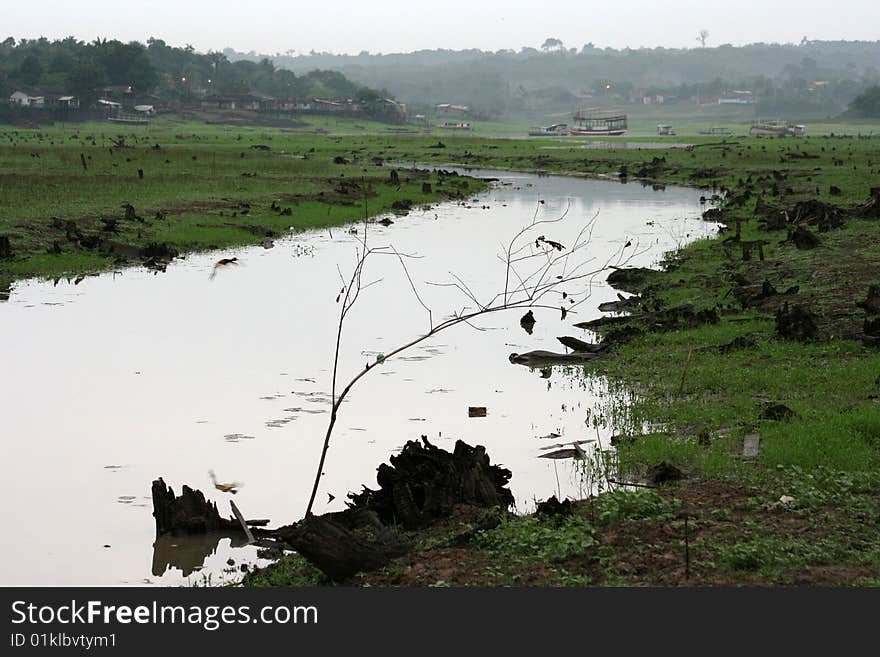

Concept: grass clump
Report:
left=242, top=553, right=326, bottom=587
left=474, top=515, right=596, bottom=564
left=592, top=489, right=680, bottom=525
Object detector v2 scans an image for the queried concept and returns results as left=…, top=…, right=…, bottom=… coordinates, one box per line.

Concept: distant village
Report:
left=6, top=83, right=411, bottom=125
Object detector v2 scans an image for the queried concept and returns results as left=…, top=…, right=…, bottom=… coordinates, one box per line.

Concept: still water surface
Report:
left=1, top=170, right=714, bottom=585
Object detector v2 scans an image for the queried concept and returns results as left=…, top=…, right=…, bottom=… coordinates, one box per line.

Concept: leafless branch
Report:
left=303, top=202, right=641, bottom=516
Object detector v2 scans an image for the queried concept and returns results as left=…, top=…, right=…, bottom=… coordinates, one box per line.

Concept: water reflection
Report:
left=151, top=532, right=249, bottom=578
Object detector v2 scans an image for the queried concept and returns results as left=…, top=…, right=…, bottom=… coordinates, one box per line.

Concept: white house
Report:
left=9, top=91, right=30, bottom=105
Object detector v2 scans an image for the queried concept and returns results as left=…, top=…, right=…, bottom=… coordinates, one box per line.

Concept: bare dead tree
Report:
left=303, top=199, right=644, bottom=516
left=697, top=29, right=710, bottom=48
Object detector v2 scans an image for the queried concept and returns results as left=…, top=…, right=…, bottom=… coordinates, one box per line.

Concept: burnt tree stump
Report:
left=151, top=478, right=238, bottom=536
left=0, top=236, right=12, bottom=259
left=775, top=302, right=819, bottom=341
left=349, top=437, right=514, bottom=530
left=856, top=285, right=880, bottom=315
left=277, top=509, right=411, bottom=582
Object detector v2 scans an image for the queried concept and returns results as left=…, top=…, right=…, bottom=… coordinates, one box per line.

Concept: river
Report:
left=0, top=169, right=714, bottom=585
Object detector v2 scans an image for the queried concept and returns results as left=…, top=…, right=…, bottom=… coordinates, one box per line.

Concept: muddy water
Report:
left=0, top=170, right=714, bottom=585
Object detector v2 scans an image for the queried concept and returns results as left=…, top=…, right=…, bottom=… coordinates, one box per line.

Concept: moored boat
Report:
left=527, top=123, right=569, bottom=137
left=569, top=109, right=627, bottom=136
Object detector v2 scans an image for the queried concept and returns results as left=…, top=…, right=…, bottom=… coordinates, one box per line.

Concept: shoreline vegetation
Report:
left=5, top=118, right=880, bottom=585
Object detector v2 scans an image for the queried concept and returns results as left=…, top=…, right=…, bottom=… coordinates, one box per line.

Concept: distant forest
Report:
left=0, top=37, right=395, bottom=117
left=226, top=41, right=880, bottom=119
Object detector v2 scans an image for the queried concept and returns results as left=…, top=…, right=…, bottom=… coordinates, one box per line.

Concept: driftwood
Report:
left=230, top=500, right=255, bottom=544
left=556, top=336, right=608, bottom=353
left=597, top=292, right=641, bottom=313
left=509, top=350, right=601, bottom=366
left=574, top=304, right=719, bottom=333
left=605, top=267, right=655, bottom=293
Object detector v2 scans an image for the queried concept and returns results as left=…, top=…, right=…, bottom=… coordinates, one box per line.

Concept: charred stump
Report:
left=348, top=437, right=514, bottom=530
left=775, top=302, right=819, bottom=341
left=787, top=226, right=820, bottom=249
left=275, top=438, right=513, bottom=581
left=856, top=285, right=880, bottom=315
left=151, top=478, right=239, bottom=536
left=0, top=235, right=12, bottom=259
left=858, top=188, right=880, bottom=218
left=277, top=509, right=411, bottom=582
left=740, top=240, right=767, bottom=261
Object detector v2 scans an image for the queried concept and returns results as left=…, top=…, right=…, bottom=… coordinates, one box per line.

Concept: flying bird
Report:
left=536, top=235, right=564, bottom=251
left=208, top=470, right=243, bottom=495
left=209, top=257, right=239, bottom=280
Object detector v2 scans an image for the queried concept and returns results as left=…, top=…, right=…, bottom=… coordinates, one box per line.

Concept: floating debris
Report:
left=539, top=444, right=587, bottom=460
left=223, top=433, right=256, bottom=442
left=539, top=439, right=595, bottom=451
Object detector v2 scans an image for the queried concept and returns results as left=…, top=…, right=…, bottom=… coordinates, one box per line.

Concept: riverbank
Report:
left=5, top=121, right=879, bottom=585
left=0, top=122, right=486, bottom=299
left=246, top=133, right=880, bottom=587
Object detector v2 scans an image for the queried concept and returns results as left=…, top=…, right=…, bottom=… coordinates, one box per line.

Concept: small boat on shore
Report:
left=750, top=120, right=806, bottom=137
left=698, top=126, right=733, bottom=136
left=528, top=123, right=569, bottom=137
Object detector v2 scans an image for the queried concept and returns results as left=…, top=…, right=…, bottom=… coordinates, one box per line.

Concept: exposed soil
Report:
left=353, top=479, right=880, bottom=587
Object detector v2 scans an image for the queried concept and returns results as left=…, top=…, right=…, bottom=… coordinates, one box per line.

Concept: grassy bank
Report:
left=0, top=119, right=484, bottom=297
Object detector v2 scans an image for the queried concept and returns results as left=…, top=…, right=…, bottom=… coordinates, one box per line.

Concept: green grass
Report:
left=0, top=119, right=485, bottom=294
left=242, top=553, right=326, bottom=587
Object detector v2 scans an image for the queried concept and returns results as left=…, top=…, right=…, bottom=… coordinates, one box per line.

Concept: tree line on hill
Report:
left=0, top=36, right=398, bottom=120
left=225, top=40, right=880, bottom=119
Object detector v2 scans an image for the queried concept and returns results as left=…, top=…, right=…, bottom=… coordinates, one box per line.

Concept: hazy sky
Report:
left=4, top=0, right=876, bottom=55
